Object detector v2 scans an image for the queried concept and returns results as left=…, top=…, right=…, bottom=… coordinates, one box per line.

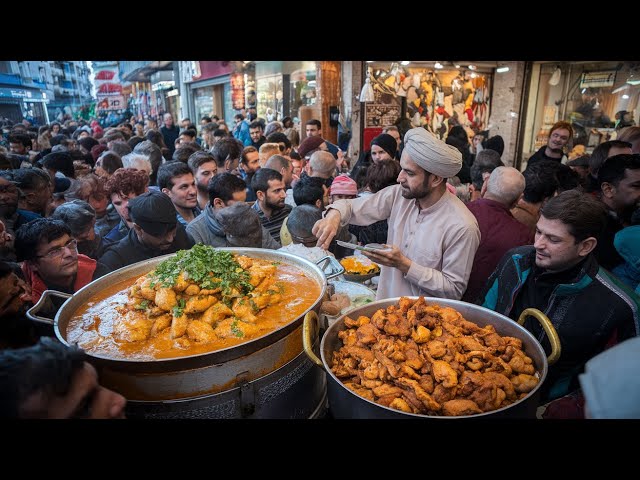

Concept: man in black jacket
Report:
left=479, top=190, right=640, bottom=403
left=97, top=191, right=194, bottom=273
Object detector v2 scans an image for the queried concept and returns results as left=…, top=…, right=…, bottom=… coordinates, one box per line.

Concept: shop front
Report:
left=151, top=70, right=179, bottom=122
left=361, top=61, right=493, bottom=149
left=185, top=61, right=235, bottom=126
left=0, top=87, right=49, bottom=125
left=254, top=61, right=317, bottom=123
left=519, top=61, right=640, bottom=167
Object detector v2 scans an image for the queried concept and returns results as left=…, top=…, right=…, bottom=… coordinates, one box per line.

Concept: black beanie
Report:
left=370, top=133, right=397, bottom=159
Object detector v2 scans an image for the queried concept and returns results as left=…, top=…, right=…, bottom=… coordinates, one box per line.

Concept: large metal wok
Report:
left=303, top=297, right=561, bottom=419
left=27, top=248, right=343, bottom=405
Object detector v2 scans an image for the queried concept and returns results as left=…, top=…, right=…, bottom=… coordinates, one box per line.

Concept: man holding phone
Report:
left=313, top=127, right=480, bottom=300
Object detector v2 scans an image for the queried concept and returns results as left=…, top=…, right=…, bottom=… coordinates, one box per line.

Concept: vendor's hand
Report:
left=362, top=244, right=411, bottom=274
left=312, top=209, right=341, bottom=250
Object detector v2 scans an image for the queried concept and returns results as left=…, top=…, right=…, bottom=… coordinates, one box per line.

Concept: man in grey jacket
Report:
left=187, top=173, right=280, bottom=249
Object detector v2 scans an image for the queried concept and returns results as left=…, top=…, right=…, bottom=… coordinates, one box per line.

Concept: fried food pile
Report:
left=114, top=245, right=283, bottom=346
left=331, top=297, right=539, bottom=416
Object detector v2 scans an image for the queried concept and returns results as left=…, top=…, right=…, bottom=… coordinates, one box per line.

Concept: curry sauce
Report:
left=67, top=263, right=321, bottom=360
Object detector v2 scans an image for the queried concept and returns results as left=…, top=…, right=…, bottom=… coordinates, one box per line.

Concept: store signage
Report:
left=0, top=88, right=45, bottom=101
left=97, top=94, right=125, bottom=111
left=231, top=73, right=245, bottom=110
left=580, top=71, right=617, bottom=88
left=152, top=81, right=175, bottom=91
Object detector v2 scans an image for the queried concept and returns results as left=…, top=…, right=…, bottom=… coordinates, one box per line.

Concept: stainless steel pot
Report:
left=27, top=248, right=343, bottom=418
left=304, top=297, right=561, bottom=419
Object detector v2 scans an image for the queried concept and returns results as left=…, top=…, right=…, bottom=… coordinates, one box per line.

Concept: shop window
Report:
left=256, top=74, right=283, bottom=122
left=194, top=86, right=214, bottom=125
left=289, top=69, right=316, bottom=123
left=524, top=62, right=639, bottom=159
left=365, top=62, right=491, bottom=140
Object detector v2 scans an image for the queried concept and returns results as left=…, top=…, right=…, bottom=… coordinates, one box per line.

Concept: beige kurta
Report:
left=330, top=185, right=480, bottom=300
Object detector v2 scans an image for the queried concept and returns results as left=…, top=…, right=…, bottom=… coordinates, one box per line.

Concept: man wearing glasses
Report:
left=15, top=218, right=103, bottom=304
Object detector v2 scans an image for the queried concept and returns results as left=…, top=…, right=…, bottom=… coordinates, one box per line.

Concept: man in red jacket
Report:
left=15, top=218, right=101, bottom=304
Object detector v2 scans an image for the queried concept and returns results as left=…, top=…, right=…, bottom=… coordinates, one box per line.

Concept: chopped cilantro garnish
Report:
left=172, top=298, right=186, bottom=318
left=151, top=245, right=253, bottom=298
left=231, top=319, right=244, bottom=338
left=135, top=300, right=149, bottom=311
left=249, top=299, right=259, bottom=313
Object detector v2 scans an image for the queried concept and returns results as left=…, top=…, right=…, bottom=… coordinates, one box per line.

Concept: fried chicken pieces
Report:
left=118, top=255, right=282, bottom=347
left=330, top=297, right=539, bottom=417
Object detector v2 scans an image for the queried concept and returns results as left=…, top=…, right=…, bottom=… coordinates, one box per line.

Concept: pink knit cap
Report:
left=330, top=175, right=358, bottom=196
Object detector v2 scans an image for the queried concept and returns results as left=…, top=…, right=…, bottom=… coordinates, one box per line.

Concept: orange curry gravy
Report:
left=66, top=263, right=321, bottom=360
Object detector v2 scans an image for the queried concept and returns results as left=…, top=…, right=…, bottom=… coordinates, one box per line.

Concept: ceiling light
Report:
left=622, top=94, right=630, bottom=99
left=366, top=61, right=374, bottom=63
left=496, top=66, right=509, bottom=73
left=454, top=64, right=461, bottom=69
left=434, top=62, right=443, bottom=69
left=401, top=61, right=410, bottom=66
left=627, top=78, right=640, bottom=85
left=581, top=88, right=587, bottom=94
left=468, top=65, right=476, bottom=70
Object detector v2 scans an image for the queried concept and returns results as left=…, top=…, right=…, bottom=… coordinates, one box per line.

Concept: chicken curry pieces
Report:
left=331, top=297, right=540, bottom=416
left=67, top=245, right=320, bottom=360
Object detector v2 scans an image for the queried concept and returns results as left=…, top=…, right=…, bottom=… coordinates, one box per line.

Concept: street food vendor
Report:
left=313, top=127, right=480, bottom=300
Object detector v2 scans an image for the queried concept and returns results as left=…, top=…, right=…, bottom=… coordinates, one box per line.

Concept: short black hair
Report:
left=13, top=168, right=51, bottom=191
left=208, top=172, right=246, bottom=204
left=15, top=218, right=71, bottom=262
left=251, top=168, right=282, bottom=194
left=522, top=161, right=559, bottom=204
left=211, top=137, right=243, bottom=167
left=187, top=151, right=217, bottom=174
left=157, top=161, right=193, bottom=191
left=470, top=149, right=504, bottom=190
left=0, top=337, right=86, bottom=418
left=287, top=204, right=322, bottom=240
left=266, top=132, right=291, bottom=150
left=293, top=174, right=325, bottom=206
left=540, top=190, right=607, bottom=243
left=597, top=153, right=640, bottom=188
left=305, top=119, right=321, bottom=129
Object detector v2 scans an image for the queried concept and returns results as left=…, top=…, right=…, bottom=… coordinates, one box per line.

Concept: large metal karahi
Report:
left=27, top=248, right=344, bottom=418
left=303, top=297, right=561, bottom=419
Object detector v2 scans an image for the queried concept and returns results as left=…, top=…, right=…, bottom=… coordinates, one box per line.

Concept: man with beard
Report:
left=526, top=121, right=573, bottom=166
left=313, top=127, right=480, bottom=300
left=13, top=168, right=54, bottom=217
left=187, top=151, right=218, bottom=210
left=251, top=168, right=291, bottom=244
left=15, top=218, right=101, bottom=304
left=593, top=154, right=640, bottom=270
left=50, top=200, right=109, bottom=260
left=187, top=173, right=279, bottom=249
left=478, top=190, right=640, bottom=404
left=0, top=172, right=42, bottom=261
left=97, top=191, right=194, bottom=273
left=0, top=261, right=35, bottom=349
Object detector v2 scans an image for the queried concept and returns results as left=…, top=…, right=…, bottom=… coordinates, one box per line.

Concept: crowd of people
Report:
left=0, top=110, right=639, bottom=419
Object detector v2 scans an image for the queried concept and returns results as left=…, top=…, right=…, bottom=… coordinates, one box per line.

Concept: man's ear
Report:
left=212, top=197, right=225, bottom=209
left=256, top=190, right=265, bottom=202
left=430, top=174, right=445, bottom=187
left=577, top=236, right=598, bottom=257
left=600, top=181, right=615, bottom=199
left=161, top=187, right=171, bottom=196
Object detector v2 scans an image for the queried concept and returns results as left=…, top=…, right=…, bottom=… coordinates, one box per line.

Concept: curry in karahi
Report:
left=67, top=245, right=320, bottom=360
left=331, top=297, right=540, bottom=416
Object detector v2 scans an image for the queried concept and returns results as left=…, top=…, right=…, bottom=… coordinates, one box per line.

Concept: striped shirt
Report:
left=252, top=201, right=291, bottom=244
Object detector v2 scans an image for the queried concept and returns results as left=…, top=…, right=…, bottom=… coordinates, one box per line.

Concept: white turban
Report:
left=403, top=127, right=462, bottom=178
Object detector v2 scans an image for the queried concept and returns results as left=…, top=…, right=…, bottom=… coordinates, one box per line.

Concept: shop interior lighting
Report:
left=401, top=61, right=410, bottom=66
left=366, top=61, right=374, bottom=63
left=470, top=72, right=478, bottom=78
left=627, top=75, right=640, bottom=86
left=454, top=64, right=461, bottom=69
left=622, top=94, right=630, bottom=99
left=581, top=88, right=587, bottom=94
left=468, top=65, right=476, bottom=70
left=496, top=66, right=509, bottom=73
left=434, top=62, right=444, bottom=69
